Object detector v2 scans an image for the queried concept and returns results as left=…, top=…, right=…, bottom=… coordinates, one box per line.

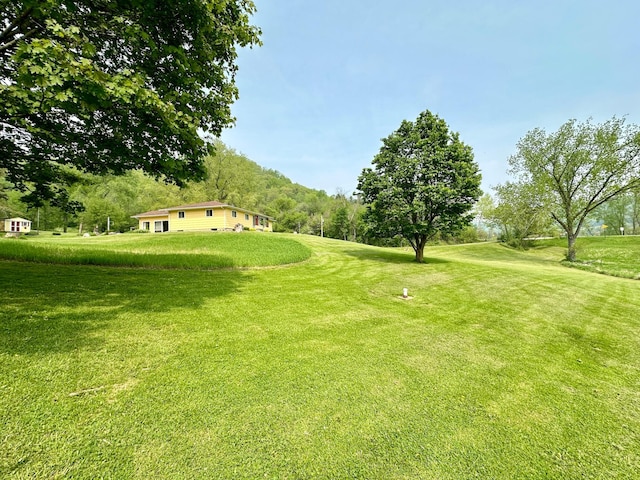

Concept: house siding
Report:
left=3, top=218, right=32, bottom=233
left=136, top=215, right=169, bottom=232
left=170, top=208, right=228, bottom=231
left=133, top=203, right=273, bottom=233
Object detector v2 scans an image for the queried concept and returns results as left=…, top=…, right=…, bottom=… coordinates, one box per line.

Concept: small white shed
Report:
left=3, top=217, right=32, bottom=233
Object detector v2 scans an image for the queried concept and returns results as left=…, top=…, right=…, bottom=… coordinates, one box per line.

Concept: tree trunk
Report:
left=414, top=235, right=427, bottom=263
left=567, top=234, right=578, bottom=262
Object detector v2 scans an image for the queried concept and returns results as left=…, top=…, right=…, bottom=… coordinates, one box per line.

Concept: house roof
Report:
left=131, top=209, right=169, bottom=218
left=132, top=201, right=274, bottom=220
left=171, top=201, right=227, bottom=210
left=4, top=217, right=31, bottom=222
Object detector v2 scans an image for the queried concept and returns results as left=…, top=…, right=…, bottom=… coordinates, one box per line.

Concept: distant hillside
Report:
left=1, top=140, right=364, bottom=238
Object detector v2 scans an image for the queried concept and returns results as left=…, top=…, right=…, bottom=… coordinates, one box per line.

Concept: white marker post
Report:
left=403, top=288, right=408, bottom=299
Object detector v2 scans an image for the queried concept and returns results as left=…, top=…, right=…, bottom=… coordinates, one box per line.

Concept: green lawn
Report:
left=530, top=236, right=640, bottom=279
left=0, top=232, right=311, bottom=269
left=1, top=234, right=639, bottom=478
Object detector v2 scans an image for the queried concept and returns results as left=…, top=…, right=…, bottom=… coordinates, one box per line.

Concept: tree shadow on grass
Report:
left=0, top=261, right=251, bottom=355
left=342, top=248, right=450, bottom=265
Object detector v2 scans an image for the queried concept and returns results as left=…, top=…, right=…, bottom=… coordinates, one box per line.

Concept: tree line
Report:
left=0, top=140, right=368, bottom=241
left=356, top=112, right=640, bottom=262
left=477, top=117, right=640, bottom=259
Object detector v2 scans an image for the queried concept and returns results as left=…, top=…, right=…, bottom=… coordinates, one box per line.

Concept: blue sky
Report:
left=220, top=0, right=640, bottom=196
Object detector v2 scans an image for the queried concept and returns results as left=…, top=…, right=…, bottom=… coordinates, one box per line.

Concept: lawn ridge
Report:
left=0, top=231, right=312, bottom=269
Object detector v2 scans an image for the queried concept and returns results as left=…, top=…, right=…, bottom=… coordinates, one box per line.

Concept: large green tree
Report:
left=357, top=110, right=482, bottom=262
left=0, top=0, right=260, bottom=203
left=508, top=117, right=640, bottom=261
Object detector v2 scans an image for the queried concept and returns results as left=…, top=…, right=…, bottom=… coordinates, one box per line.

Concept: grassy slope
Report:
left=0, top=232, right=311, bottom=269
left=1, top=235, right=639, bottom=478
left=529, top=236, right=640, bottom=280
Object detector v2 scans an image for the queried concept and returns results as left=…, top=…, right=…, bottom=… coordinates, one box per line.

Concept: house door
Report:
left=254, top=215, right=259, bottom=226
left=163, top=221, right=169, bottom=232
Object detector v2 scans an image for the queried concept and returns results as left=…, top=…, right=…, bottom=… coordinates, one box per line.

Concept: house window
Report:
left=232, top=210, right=237, bottom=218
left=154, top=221, right=163, bottom=232
left=143, top=222, right=150, bottom=230
left=206, top=209, right=213, bottom=217
left=178, top=211, right=185, bottom=219
left=245, top=214, right=249, bottom=220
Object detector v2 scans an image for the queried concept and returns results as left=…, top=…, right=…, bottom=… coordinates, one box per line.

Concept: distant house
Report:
left=3, top=217, right=32, bottom=234
left=132, top=201, right=274, bottom=233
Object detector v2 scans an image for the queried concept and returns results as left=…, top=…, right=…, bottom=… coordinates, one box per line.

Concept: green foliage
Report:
left=490, top=181, right=554, bottom=248
left=593, top=194, right=629, bottom=235
left=450, top=225, right=482, bottom=244
left=632, top=187, right=640, bottom=235
left=472, top=193, right=498, bottom=240
left=183, top=140, right=264, bottom=209
left=508, top=117, right=640, bottom=261
left=71, top=171, right=161, bottom=233
left=323, top=191, right=364, bottom=241
left=0, top=169, right=13, bottom=218
left=357, top=109, right=482, bottom=262
left=592, top=188, right=640, bottom=235
left=265, top=196, right=304, bottom=232
left=326, top=205, right=350, bottom=240
left=0, top=0, right=261, bottom=202
left=174, top=141, right=338, bottom=235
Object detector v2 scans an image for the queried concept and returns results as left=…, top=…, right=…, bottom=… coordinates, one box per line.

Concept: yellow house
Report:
left=3, top=217, right=32, bottom=234
left=132, top=201, right=274, bottom=233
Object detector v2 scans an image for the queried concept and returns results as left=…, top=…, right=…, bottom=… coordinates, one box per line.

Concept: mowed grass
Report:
left=0, top=232, right=311, bottom=269
left=1, top=234, right=640, bottom=478
left=529, top=236, right=640, bottom=279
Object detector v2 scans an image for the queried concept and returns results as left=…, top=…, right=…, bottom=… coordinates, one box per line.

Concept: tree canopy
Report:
left=489, top=181, right=554, bottom=247
left=357, top=109, right=482, bottom=262
left=507, top=117, right=640, bottom=261
left=0, top=0, right=261, bottom=203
